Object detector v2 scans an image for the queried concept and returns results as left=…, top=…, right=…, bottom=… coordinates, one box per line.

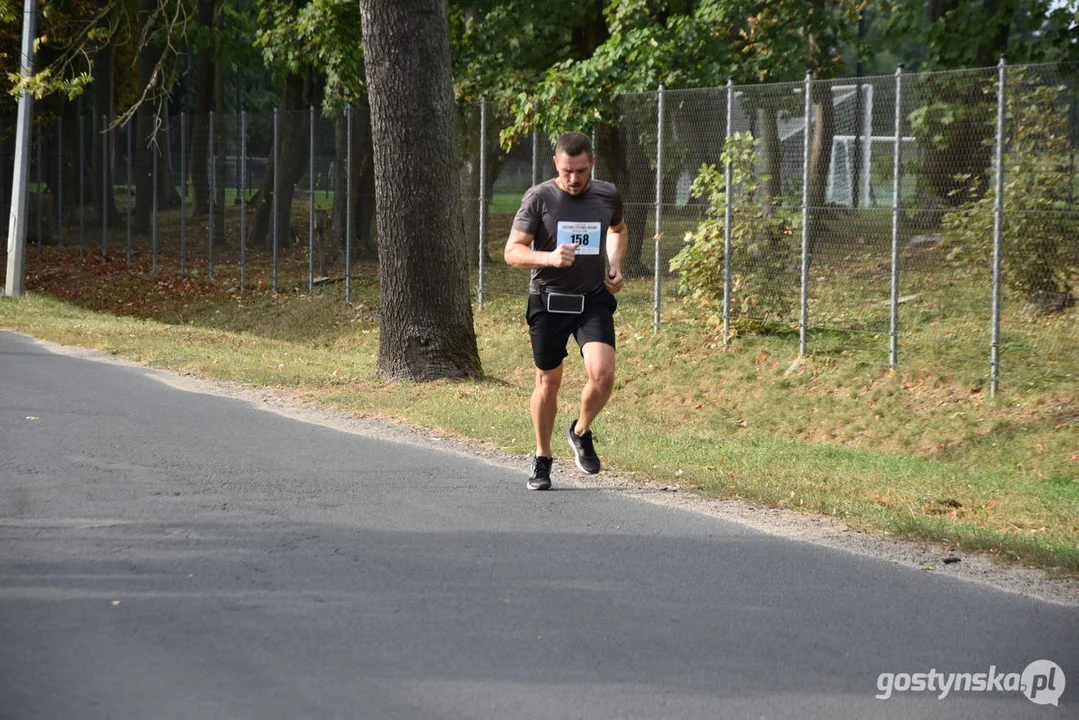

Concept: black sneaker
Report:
left=567, top=420, right=601, bottom=474
left=527, top=456, right=553, bottom=491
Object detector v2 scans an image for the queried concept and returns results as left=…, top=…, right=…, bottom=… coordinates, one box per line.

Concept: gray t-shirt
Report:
left=512, top=179, right=624, bottom=295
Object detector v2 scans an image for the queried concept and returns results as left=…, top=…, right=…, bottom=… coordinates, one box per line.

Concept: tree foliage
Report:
left=254, top=0, right=365, bottom=108
left=501, top=0, right=860, bottom=147
left=876, top=0, right=1079, bottom=70
left=449, top=1, right=603, bottom=105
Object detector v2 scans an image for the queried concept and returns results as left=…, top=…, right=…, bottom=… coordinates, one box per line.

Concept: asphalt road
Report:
left=0, top=329, right=1075, bottom=720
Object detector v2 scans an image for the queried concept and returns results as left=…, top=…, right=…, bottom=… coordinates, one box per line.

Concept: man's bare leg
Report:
left=531, top=364, right=563, bottom=457
left=574, top=342, right=615, bottom=435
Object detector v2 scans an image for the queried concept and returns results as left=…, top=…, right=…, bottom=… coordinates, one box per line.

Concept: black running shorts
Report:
left=527, top=290, right=617, bottom=371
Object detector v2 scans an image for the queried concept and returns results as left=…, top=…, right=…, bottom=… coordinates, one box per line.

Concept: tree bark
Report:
left=360, top=0, right=482, bottom=381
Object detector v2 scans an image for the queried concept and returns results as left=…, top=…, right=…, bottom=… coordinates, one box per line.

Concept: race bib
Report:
left=556, top=221, right=601, bottom=256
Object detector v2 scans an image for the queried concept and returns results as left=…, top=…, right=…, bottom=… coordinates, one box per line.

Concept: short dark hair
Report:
left=554, top=132, right=593, bottom=159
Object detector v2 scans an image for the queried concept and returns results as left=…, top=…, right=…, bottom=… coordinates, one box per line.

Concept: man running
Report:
left=504, top=132, right=628, bottom=490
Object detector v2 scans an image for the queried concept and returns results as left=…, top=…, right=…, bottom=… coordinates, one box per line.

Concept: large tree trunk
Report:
left=249, top=74, right=308, bottom=252
left=189, top=0, right=217, bottom=218
left=360, top=0, right=482, bottom=381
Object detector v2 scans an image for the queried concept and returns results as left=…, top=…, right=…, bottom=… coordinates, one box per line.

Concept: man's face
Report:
left=554, top=151, right=594, bottom=196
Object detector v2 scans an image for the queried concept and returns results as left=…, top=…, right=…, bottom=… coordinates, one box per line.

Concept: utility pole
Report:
left=5, top=0, right=37, bottom=297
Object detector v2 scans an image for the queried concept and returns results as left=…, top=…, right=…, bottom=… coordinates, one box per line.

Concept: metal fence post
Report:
left=860, top=84, right=874, bottom=208
left=209, top=110, right=216, bottom=279
left=152, top=120, right=159, bottom=273
left=889, top=68, right=904, bottom=371
left=531, top=99, right=539, bottom=187
left=653, top=83, right=665, bottom=335
left=180, top=110, right=187, bottom=274
left=100, top=115, right=107, bottom=262
left=309, top=104, right=315, bottom=294
left=723, top=79, right=734, bottom=349
left=79, top=114, right=85, bottom=258
left=272, top=106, right=279, bottom=294
left=240, top=110, right=247, bottom=290
left=1069, top=82, right=1077, bottom=206
left=164, top=101, right=173, bottom=187
left=0, top=125, right=5, bottom=229
left=478, top=94, right=488, bottom=309
left=36, top=124, right=43, bottom=249
left=591, top=129, right=598, bottom=181
left=125, top=119, right=132, bottom=267
left=990, top=58, right=1008, bottom=396
left=346, top=105, right=353, bottom=305
left=56, top=116, right=63, bottom=252
left=799, top=72, right=813, bottom=357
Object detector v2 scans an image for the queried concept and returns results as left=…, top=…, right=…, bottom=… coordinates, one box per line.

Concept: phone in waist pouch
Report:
left=545, top=291, right=585, bottom=314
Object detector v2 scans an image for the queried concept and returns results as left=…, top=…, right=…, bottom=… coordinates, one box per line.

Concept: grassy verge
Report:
left=2, top=246, right=1077, bottom=575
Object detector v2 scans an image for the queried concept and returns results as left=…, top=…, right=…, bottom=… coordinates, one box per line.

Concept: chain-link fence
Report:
left=4, top=61, right=1077, bottom=390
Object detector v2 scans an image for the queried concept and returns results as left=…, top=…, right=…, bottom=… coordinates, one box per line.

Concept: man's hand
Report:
left=548, top=243, right=578, bottom=268
left=605, top=268, right=624, bottom=294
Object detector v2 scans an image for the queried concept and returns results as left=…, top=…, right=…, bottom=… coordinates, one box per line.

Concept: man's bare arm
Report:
left=604, top=220, right=628, bottom=293
left=504, top=229, right=576, bottom=269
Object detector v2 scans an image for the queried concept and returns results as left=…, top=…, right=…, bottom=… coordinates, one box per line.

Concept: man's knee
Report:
left=589, top=365, right=615, bottom=393
left=535, top=366, right=563, bottom=397
left=583, top=344, right=615, bottom=391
